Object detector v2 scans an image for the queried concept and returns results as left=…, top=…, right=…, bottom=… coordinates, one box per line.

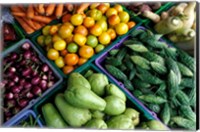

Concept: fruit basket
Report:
left=1, top=39, right=63, bottom=125
left=95, top=26, right=196, bottom=130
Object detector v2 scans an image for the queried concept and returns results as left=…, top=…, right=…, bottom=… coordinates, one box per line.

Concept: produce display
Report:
left=1, top=41, right=59, bottom=122
left=0, top=2, right=197, bottom=130
left=38, top=71, right=167, bottom=130
left=35, top=3, right=136, bottom=75
left=98, top=27, right=196, bottom=130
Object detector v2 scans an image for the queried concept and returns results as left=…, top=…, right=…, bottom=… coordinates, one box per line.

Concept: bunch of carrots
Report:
left=11, top=4, right=74, bottom=34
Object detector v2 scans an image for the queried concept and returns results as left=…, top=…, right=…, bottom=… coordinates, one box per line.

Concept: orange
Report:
left=127, top=21, right=136, bottom=29
left=83, top=17, right=95, bottom=28
left=52, top=34, right=63, bottom=43
left=115, top=23, right=129, bottom=35
left=98, top=32, right=111, bottom=45
left=65, top=34, right=74, bottom=44
left=97, top=4, right=109, bottom=14
left=73, top=33, right=87, bottom=46
left=58, top=25, right=73, bottom=39
left=74, top=25, right=88, bottom=36
left=49, top=25, right=58, bottom=35
left=60, top=49, right=68, bottom=56
left=79, top=45, right=94, bottom=59
left=64, top=53, right=79, bottom=66
left=90, top=24, right=103, bottom=36
left=63, top=22, right=74, bottom=31
left=107, top=28, right=116, bottom=40
left=106, top=8, right=118, bottom=17
left=62, top=14, right=72, bottom=23
left=78, top=58, right=88, bottom=66
left=63, top=65, right=74, bottom=74
left=114, top=4, right=123, bottom=13
left=118, top=11, right=130, bottom=23
left=70, top=14, right=83, bottom=26
left=53, top=40, right=67, bottom=51
left=96, top=19, right=108, bottom=32
left=47, top=48, right=59, bottom=60
left=108, top=14, right=120, bottom=26
left=55, top=56, right=65, bottom=68
left=90, top=3, right=100, bottom=9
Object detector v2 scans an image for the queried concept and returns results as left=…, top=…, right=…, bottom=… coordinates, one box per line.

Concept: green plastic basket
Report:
left=33, top=63, right=158, bottom=127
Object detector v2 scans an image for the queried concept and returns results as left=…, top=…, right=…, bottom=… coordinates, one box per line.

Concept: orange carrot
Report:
left=22, top=17, right=37, bottom=30
left=15, top=16, right=35, bottom=34
left=10, top=6, right=24, bottom=12
left=45, top=4, right=56, bottom=16
left=32, top=15, right=52, bottom=24
left=18, top=5, right=26, bottom=12
left=11, top=12, right=26, bottom=17
left=65, top=4, right=74, bottom=12
left=27, top=5, right=34, bottom=19
left=62, top=13, right=71, bottom=23
left=40, top=22, right=46, bottom=27
left=34, top=4, right=45, bottom=15
left=76, top=3, right=90, bottom=14
left=55, top=4, right=64, bottom=19
left=32, top=21, right=43, bottom=30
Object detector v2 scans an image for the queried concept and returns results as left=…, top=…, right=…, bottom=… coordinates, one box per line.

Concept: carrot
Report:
left=76, top=3, right=90, bottom=14
left=34, top=4, right=45, bottom=15
left=18, top=5, right=26, bottom=12
left=65, top=4, right=74, bottom=12
left=32, top=15, right=52, bottom=24
left=27, top=5, right=35, bottom=19
left=15, top=16, right=35, bottom=34
left=11, top=12, right=26, bottom=17
left=45, top=4, right=56, bottom=16
left=62, top=13, right=71, bottom=23
left=10, top=5, right=24, bottom=12
left=55, top=4, right=64, bottom=19
left=22, top=17, right=37, bottom=30
left=40, top=22, right=46, bottom=27
left=32, top=21, right=43, bottom=30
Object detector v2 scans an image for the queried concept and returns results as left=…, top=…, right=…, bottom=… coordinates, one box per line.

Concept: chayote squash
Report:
left=123, top=108, right=140, bottom=126
left=91, top=110, right=105, bottom=119
left=85, top=119, right=107, bottom=129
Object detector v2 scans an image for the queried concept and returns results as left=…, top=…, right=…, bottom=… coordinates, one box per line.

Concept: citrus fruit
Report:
left=49, top=25, right=58, bottom=35
left=98, top=32, right=111, bottom=45
left=70, top=14, right=83, bottom=26
left=64, top=53, right=79, bottom=66
left=58, top=25, right=73, bottom=39
left=65, top=34, right=74, bottom=44
left=96, top=19, right=108, bottom=32
left=89, top=9, right=102, bottom=21
left=63, top=65, right=74, bottom=74
left=73, top=33, right=87, bottom=46
left=79, top=45, right=94, bottom=59
left=118, top=11, right=130, bottom=23
left=107, top=28, right=116, bottom=40
left=47, top=48, right=59, bottom=60
left=67, top=42, right=79, bottom=53
left=52, top=34, right=63, bottom=43
left=44, top=35, right=52, bottom=45
left=62, top=14, right=72, bottom=23
left=86, top=35, right=98, bottom=48
left=60, top=49, right=68, bottom=56
left=78, top=58, right=88, bottom=66
left=74, top=25, right=88, bottom=36
left=83, top=17, right=95, bottom=28
left=63, top=22, right=74, bottom=31
left=106, top=8, right=118, bottom=17
left=97, top=4, right=109, bottom=14
left=53, top=40, right=67, bottom=51
left=95, top=44, right=105, bottom=53
left=37, top=35, right=45, bottom=46
left=55, top=56, right=65, bottom=68
left=90, top=24, right=103, bottom=36
left=115, top=23, right=129, bottom=35
left=108, top=14, right=120, bottom=26
left=114, top=4, right=123, bottom=13
left=90, top=3, right=100, bottom=9
left=127, top=21, right=136, bottom=29
left=42, top=25, right=51, bottom=36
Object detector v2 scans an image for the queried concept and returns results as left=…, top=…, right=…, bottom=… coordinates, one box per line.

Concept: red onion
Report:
left=22, top=43, right=30, bottom=50
left=41, top=64, right=49, bottom=73
left=18, top=99, right=28, bottom=108
left=42, top=75, right=48, bottom=80
left=24, top=82, right=32, bottom=89
left=19, top=79, right=26, bottom=86
left=8, top=67, right=16, bottom=73
left=11, top=86, right=21, bottom=93
left=12, top=106, right=21, bottom=114
left=32, top=86, right=42, bottom=96
left=13, top=75, right=19, bottom=83
left=23, top=51, right=32, bottom=59
left=31, top=56, right=39, bottom=63
left=22, top=68, right=32, bottom=76
left=8, top=81, right=15, bottom=88
left=7, top=99, right=16, bottom=108
left=47, top=81, right=54, bottom=88
left=26, top=92, right=34, bottom=99
left=39, top=80, right=47, bottom=91
left=13, top=93, right=20, bottom=99
left=31, top=76, right=41, bottom=85
left=5, top=92, right=14, bottom=99
left=10, top=53, right=18, bottom=60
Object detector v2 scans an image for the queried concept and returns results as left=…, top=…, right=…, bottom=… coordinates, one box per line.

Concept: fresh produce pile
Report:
left=10, top=4, right=75, bottom=34
left=1, top=42, right=58, bottom=122
left=40, top=71, right=167, bottom=130
left=124, top=2, right=163, bottom=23
left=102, top=28, right=196, bottom=130
left=36, top=3, right=136, bottom=74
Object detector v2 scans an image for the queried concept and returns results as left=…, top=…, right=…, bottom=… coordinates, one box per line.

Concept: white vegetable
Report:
left=142, top=10, right=160, bottom=23
left=172, top=3, right=188, bottom=15
left=161, top=12, right=169, bottom=20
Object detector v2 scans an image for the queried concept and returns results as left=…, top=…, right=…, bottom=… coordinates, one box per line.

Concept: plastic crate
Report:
left=1, top=39, right=63, bottom=125
left=30, top=16, right=143, bottom=79
left=33, top=63, right=162, bottom=129
left=126, top=2, right=174, bottom=24
left=3, top=23, right=25, bottom=51
left=3, top=110, right=43, bottom=127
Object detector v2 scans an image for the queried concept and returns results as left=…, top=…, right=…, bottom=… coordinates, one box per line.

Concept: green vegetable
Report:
left=84, top=70, right=94, bottom=78
left=132, top=90, right=143, bottom=97
left=88, top=73, right=109, bottom=96
left=164, top=47, right=177, bottom=60
left=105, top=57, right=122, bottom=66
left=107, top=114, right=134, bottom=129
left=103, top=95, right=126, bottom=116
left=109, top=49, right=119, bottom=56
left=141, top=51, right=165, bottom=65
left=139, top=95, right=167, bottom=104
left=177, top=62, right=193, bottom=77
left=85, top=119, right=107, bottom=129
left=64, top=86, right=106, bottom=111
left=147, top=104, right=161, bottom=113
left=130, top=55, right=150, bottom=70
left=119, top=64, right=127, bottom=71
left=160, top=103, right=170, bottom=125
left=129, top=69, right=136, bottom=80
left=171, top=116, right=196, bottom=130
left=91, top=110, right=105, bottom=119
left=167, top=70, right=179, bottom=98
left=176, top=90, right=190, bottom=105
left=180, top=78, right=194, bottom=88
left=55, top=93, right=91, bottom=127
left=146, top=120, right=168, bottom=130
left=67, top=73, right=91, bottom=90
left=123, top=79, right=134, bottom=90
left=179, top=105, right=196, bottom=122
left=116, top=47, right=128, bottom=62
left=130, top=29, right=145, bottom=37
left=150, top=62, right=167, bottom=75
left=124, top=55, right=134, bottom=70
left=133, top=78, right=151, bottom=89
left=42, top=103, right=67, bottom=128
left=105, top=65, right=127, bottom=81
left=145, top=39, right=167, bottom=49
left=126, top=44, right=148, bottom=52
left=123, top=108, right=140, bottom=126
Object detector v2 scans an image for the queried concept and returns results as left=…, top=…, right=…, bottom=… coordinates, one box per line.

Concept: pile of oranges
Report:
left=37, top=3, right=136, bottom=74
